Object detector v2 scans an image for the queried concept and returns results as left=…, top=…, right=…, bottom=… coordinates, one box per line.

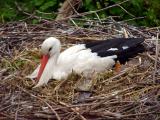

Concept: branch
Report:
left=56, top=0, right=131, bottom=21
left=16, top=85, right=61, bottom=120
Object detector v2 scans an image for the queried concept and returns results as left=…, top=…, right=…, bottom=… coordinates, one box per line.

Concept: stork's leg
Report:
left=115, top=61, right=121, bottom=73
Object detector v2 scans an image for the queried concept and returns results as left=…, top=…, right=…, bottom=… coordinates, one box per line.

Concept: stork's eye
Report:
left=49, top=47, right=52, bottom=52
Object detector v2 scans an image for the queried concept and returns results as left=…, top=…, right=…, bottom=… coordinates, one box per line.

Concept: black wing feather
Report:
left=97, top=44, right=145, bottom=64
left=85, top=38, right=145, bottom=64
left=85, top=38, right=144, bottom=52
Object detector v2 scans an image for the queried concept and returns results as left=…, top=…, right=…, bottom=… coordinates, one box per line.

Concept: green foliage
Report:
left=0, top=0, right=159, bottom=26
left=0, top=0, right=60, bottom=23
left=85, top=0, right=160, bottom=26
left=0, top=1, right=16, bottom=22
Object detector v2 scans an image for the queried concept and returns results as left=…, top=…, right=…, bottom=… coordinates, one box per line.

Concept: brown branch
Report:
left=16, top=85, right=61, bottom=120
left=153, top=32, right=160, bottom=82
left=59, top=101, right=87, bottom=120
left=122, top=112, right=160, bottom=118
left=117, top=4, right=135, bottom=17
left=56, top=0, right=82, bottom=20
left=15, top=1, right=50, bottom=22
left=56, top=0, right=130, bottom=21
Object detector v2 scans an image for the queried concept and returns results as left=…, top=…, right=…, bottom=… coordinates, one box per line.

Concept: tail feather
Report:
left=85, top=38, right=145, bottom=52
left=94, top=38, right=145, bottom=64
left=116, top=44, right=145, bottom=64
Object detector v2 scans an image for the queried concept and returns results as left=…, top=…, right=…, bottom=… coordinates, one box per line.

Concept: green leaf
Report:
left=110, top=0, right=119, bottom=2
left=40, top=1, right=56, bottom=11
left=34, top=0, right=44, bottom=6
left=109, top=7, right=123, bottom=15
left=32, top=19, right=39, bottom=24
left=1, top=7, right=17, bottom=21
left=84, top=0, right=95, bottom=10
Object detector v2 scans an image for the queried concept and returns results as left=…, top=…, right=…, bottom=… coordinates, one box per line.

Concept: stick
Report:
left=56, top=0, right=130, bottom=21
left=59, top=101, right=87, bottom=120
left=16, top=85, right=61, bottom=120
left=153, top=32, right=159, bottom=82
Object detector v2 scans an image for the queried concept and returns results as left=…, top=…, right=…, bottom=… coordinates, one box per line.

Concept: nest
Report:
left=0, top=19, right=160, bottom=120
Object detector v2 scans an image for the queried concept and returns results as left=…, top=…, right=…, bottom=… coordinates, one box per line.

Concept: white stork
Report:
left=27, top=37, right=145, bottom=87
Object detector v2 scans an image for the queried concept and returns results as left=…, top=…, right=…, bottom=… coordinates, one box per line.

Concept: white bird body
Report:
left=56, top=48, right=116, bottom=79
left=27, top=37, right=145, bottom=87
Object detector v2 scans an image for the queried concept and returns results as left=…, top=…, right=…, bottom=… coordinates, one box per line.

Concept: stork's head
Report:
left=37, top=37, right=61, bottom=81
left=41, top=37, right=61, bottom=57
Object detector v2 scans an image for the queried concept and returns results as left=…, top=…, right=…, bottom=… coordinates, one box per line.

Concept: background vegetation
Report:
left=0, top=0, right=160, bottom=26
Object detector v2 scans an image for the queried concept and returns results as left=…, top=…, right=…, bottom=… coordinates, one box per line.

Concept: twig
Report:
left=15, top=1, right=50, bottom=22
left=42, top=101, right=61, bottom=120
left=16, top=85, right=61, bottom=120
left=94, top=13, right=102, bottom=23
left=69, top=18, right=79, bottom=27
left=119, top=16, right=145, bottom=23
left=87, top=111, right=122, bottom=119
left=59, top=101, right=87, bottom=120
left=0, top=68, right=8, bottom=77
left=146, top=52, right=160, bottom=63
left=56, top=0, right=130, bottom=21
left=34, top=113, right=57, bottom=119
left=67, top=0, right=80, bottom=15
left=145, top=26, right=160, bottom=30
left=122, top=112, right=160, bottom=118
left=14, top=89, right=21, bottom=120
left=1, top=13, right=159, bottom=120
left=69, top=18, right=90, bottom=37
left=102, top=64, right=139, bottom=83
left=117, top=4, right=135, bottom=17
left=153, top=32, right=159, bottom=82
left=123, top=27, right=129, bottom=38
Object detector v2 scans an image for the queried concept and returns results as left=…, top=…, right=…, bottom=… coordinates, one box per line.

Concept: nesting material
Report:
left=0, top=21, right=159, bottom=120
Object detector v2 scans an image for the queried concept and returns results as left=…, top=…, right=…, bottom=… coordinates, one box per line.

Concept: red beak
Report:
left=37, top=55, right=49, bottom=81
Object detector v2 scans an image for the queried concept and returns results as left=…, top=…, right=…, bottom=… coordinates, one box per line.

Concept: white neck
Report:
left=34, top=47, right=61, bottom=87
left=34, top=53, right=60, bottom=87
left=52, top=52, right=60, bottom=66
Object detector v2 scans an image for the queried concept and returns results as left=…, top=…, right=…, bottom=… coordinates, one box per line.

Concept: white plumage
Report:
left=28, top=37, right=116, bottom=87
left=27, top=37, right=145, bottom=87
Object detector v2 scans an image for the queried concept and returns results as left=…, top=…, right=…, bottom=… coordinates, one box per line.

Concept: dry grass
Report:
left=0, top=20, right=160, bottom=120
